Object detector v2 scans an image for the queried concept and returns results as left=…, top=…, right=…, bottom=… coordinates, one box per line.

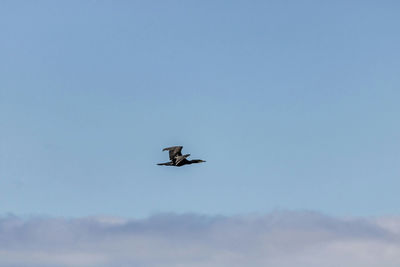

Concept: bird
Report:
left=157, top=146, right=206, bottom=167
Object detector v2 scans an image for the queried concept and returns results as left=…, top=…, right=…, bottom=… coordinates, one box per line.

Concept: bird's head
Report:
left=190, top=159, right=206, bottom=164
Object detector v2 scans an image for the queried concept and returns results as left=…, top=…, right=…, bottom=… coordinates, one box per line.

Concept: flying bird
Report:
left=157, top=146, right=206, bottom=167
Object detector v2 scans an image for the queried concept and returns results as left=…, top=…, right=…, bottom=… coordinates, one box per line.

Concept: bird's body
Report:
left=157, top=146, right=206, bottom=167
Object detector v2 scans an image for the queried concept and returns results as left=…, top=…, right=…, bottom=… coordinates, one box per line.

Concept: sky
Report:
left=1, top=1, right=400, bottom=266
left=1, top=1, right=400, bottom=219
left=0, top=211, right=400, bottom=267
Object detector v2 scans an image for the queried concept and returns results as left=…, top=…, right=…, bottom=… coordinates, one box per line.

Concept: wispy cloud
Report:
left=0, top=211, right=399, bottom=267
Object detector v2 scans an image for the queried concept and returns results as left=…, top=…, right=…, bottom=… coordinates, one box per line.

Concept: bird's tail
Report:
left=157, top=161, right=174, bottom=166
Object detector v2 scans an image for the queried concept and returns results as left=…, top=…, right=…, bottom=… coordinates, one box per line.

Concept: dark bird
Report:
left=157, top=146, right=206, bottom=167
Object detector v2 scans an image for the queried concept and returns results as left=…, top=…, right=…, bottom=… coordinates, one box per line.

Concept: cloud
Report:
left=0, top=211, right=399, bottom=267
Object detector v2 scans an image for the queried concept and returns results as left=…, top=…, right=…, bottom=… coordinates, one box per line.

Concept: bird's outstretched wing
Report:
left=162, top=146, right=183, bottom=160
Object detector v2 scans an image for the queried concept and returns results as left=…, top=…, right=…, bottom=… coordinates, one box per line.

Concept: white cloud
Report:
left=0, top=211, right=399, bottom=267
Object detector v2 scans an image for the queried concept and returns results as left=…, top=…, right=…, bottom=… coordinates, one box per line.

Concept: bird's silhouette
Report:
left=157, top=146, right=206, bottom=167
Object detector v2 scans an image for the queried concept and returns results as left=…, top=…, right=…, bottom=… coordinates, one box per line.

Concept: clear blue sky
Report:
left=1, top=1, right=399, bottom=218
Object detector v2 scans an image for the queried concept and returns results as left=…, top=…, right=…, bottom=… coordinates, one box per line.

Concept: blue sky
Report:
left=1, top=1, right=399, bottom=218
